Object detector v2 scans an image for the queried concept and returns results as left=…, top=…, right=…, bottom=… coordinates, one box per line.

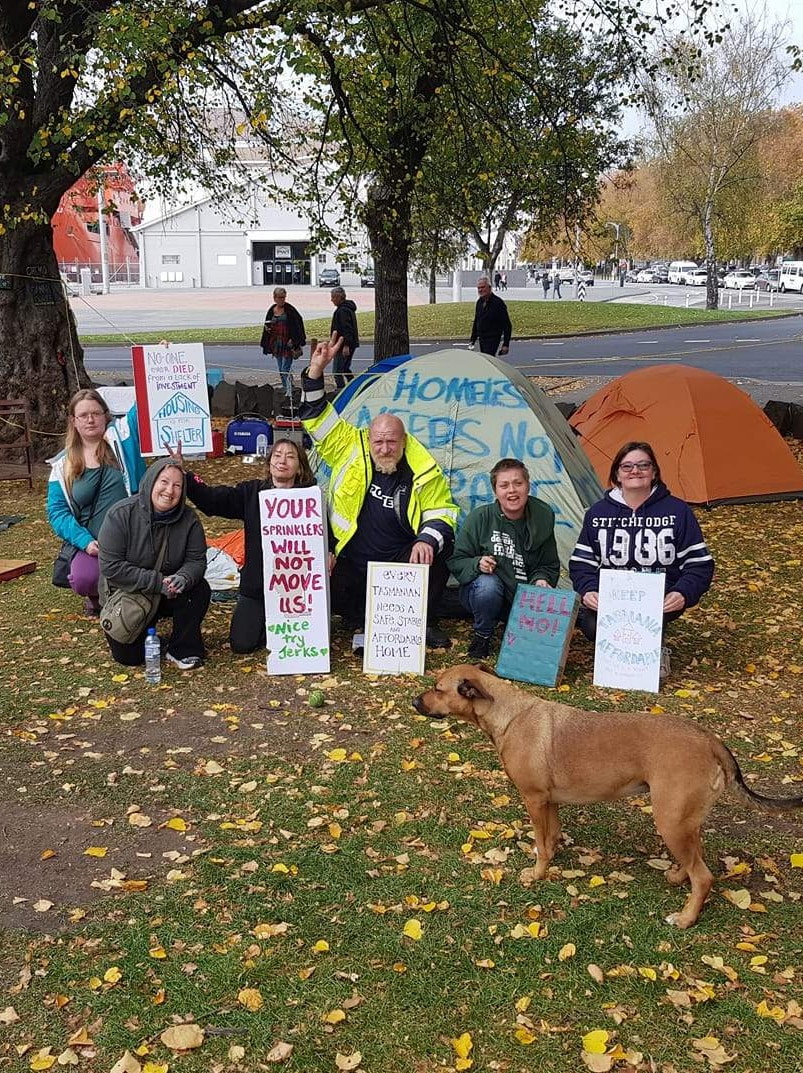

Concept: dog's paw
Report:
left=664, top=911, right=693, bottom=929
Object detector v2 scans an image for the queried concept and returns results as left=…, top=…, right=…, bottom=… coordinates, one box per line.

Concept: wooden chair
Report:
left=0, top=398, right=34, bottom=489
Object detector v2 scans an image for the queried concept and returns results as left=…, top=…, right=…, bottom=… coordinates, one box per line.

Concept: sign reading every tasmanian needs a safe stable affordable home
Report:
left=260, top=486, right=330, bottom=675
left=132, top=342, right=212, bottom=455
left=364, top=562, right=428, bottom=675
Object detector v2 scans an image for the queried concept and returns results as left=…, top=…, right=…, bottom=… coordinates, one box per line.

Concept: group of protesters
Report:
left=47, top=305, right=714, bottom=672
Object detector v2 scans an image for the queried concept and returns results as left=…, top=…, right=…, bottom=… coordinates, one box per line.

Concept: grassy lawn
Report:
left=1, top=443, right=803, bottom=1072
left=81, top=300, right=791, bottom=348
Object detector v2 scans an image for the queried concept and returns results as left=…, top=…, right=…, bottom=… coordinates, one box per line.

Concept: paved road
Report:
left=85, top=314, right=803, bottom=388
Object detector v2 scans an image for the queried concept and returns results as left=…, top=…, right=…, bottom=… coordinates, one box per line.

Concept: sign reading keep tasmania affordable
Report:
left=259, top=486, right=331, bottom=675
left=132, top=343, right=212, bottom=455
left=593, top=568, right=666, bottom=694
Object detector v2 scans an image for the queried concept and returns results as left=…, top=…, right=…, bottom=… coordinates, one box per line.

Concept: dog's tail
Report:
left=719, top=741, right=803, bottom=815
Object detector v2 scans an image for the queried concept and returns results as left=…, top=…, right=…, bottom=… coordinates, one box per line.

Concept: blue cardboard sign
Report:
left=496, top=584, right=579, bottom=687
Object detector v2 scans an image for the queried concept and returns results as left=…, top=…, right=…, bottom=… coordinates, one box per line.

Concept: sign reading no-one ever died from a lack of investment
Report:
left=593, top=569, right=666, bottom=694
left=132, top=343, right=212, bottom=455
left=259, top=487, right=330, bottom=676
left=496, top=584, right=579, bottom=688
left=364, top=562, right=428, bottom=676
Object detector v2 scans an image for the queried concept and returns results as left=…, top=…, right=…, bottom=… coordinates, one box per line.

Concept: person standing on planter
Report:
left=329, top=286, right=359, bottom=390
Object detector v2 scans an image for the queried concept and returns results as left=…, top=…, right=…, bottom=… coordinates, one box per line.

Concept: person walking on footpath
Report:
left=260, top=286, right=306, bottom=397
left=552, top=268, right=562, bottom=298
left=500, top=272, right=507, bottom=291
left=541, top=270, right=551, bottom=299
left=493, top=270, right=502, bottom=290
left=470, top=276, right=512, bottom=357
left=329, top=286, right=359, bottom=391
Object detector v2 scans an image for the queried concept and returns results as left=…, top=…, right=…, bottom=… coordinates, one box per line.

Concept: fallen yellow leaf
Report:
left=515, top=1028, right=536, bottom=1045
left=163, top=817, right=187, bottom=832
left=451, top=1033, right=473, bottom=1060
left=160, top=1024, right=204, bottom=1051
left=322, top=1009, right=346, bottom=1025
left=558, top=943, right=576, bottom=961
left=84, top=847, right=107, bottom=858
left=403, top=918, right=423, bottom=940
left=582, top=1029, right=610, bottom=1054
left=238, top=988, right=264, bottom=1012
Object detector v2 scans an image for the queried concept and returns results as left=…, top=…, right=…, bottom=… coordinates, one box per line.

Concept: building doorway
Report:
left=253, top=242, right=311, bottom=286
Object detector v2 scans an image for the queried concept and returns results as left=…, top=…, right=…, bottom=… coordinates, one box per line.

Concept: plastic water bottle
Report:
left=255, top=433, right=269, bottom=457
left=144, top=628, right=161, bottom=684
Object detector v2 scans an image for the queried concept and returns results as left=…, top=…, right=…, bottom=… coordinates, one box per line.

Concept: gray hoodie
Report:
left=98, top=458, right=207, bottom=599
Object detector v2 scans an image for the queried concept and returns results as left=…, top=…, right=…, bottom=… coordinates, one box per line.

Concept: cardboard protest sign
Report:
left=593, top=569, right=665, bottom=693
left=259, top=486, right=330, bottom=675
left=496, top=584, right=578, bottom=687
left=363, top=562, right=428, bottom=676
left=132, top=343, right=212, bottom=455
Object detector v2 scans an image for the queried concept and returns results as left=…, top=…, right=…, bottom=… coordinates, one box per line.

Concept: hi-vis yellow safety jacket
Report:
left=299, top=371, right=459, bottom=556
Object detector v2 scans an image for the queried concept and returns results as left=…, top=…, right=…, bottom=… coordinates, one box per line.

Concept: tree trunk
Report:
left=702, top=201, right=719, bottom=311
left=364, top=181, right=411, bottom=362
left=428, top=262, right=436, bottom=304
left=0, top=221, right=90, bottom=455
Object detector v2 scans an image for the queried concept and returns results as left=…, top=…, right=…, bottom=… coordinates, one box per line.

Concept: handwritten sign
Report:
left=496, top=585, right=578, bottom=687
left=132, top=342, right=212, bottom=455
left=363, top=563, right=428, bottom=676
left=259, top=487, right=330, bottom=675
left=593, top=569, right=665, bottom=694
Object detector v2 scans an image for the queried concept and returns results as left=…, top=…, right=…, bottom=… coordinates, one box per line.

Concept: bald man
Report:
left=300, top=337, right=459, bottom=653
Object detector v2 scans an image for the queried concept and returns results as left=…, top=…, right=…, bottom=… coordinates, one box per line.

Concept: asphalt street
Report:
left=77, top=282, right=803, bottom=405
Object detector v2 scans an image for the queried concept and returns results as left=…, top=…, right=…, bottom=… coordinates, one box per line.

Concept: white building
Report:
left=134, top=185, right=368, bottom=290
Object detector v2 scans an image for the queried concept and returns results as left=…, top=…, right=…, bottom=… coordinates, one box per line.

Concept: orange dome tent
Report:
left=569, top=364, right=803, bottom=505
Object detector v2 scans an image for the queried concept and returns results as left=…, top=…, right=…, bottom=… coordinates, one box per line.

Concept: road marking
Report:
left=539, top=341, right=565, bottom=346
left=684, top=339, right=710, bottom=343
left=734, top=338, right=761, bottom=343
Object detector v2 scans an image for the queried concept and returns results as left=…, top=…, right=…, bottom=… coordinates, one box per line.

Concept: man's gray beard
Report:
left=373, top=459, right=399, bottom=475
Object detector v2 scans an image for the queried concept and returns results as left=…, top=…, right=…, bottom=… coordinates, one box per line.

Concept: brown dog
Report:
left=413, top=664, right=803, bottom=928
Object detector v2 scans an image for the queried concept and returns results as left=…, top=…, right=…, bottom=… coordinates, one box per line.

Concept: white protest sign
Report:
left=364, top=562, right=428, bottom=676
left=259, top=486, right=330, bottom=675
left=132, top=342, right=212, bottom=455
left=593, top=569, right=665, bottom=693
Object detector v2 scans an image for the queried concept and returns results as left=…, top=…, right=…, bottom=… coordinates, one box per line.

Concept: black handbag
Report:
left=52, top=541, right=79, bottom=588
left=100, top=533, right=169, bottom=645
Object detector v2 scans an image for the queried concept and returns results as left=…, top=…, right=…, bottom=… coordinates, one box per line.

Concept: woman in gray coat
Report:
left=98, top=458, right=210, bottom=669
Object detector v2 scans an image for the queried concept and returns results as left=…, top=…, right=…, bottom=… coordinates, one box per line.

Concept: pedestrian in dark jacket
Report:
left=175, top=439, right=321, bottom=654
left=98, top=457, right=210, bottom=669
left=470, top=276, right=512, bottom=357
left=448, top=458, right=559, bottom=660
left=569, top=441, right=715, bottom=643
left=330, top=286, right=359, bottom=390
left=541, top=271, right=551, bottom=299
left=260, top=287, right=306, bottom=396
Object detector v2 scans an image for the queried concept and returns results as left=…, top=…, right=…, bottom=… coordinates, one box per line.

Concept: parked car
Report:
left=668, top=260, right=699, bottom=284
left=360, top=270, right=375, bottom=287
left=636, top=268, right=659, bottom=283
left=318, top=267, right=340, bottom=287
left=686, top=269, right=709, bottom=286
left=755, top=269, right=780, bottom=292
left=778, top=261, right=803, bottom=293
left=652, top=263, right=670, bottom=283
left=558, top=266, right=594, bottom=284
left=722, top=269, right=756, bottom=290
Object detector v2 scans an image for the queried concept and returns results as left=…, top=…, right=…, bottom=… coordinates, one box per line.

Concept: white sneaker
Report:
left=166, top=653, right=203, bottom=671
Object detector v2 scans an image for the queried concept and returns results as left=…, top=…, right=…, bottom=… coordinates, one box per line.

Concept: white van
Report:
left=668, top=260, right=699, bottom=284
left=778, top=261, right=803, bottom=293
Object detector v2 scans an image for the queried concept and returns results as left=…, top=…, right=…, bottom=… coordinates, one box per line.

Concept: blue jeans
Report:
left=275, top=355, right=294, bottom=395
left=459, top=573, right=510, bottom=638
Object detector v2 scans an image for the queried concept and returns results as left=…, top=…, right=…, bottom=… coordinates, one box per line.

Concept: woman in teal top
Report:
left=48, top=389, right=145, bottom=614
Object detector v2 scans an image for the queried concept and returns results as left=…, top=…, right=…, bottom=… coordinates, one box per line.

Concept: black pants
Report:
left=333, top=350, right=356, bottom=390
left=331, top=543, right=450, bottom=629
left=477, top=335, right=502, bottom=356
left=576, top=604, right=684, bottom=642
left=230, top=592, right=266, bottom=653
left=105, top=579, right=211, bottom=665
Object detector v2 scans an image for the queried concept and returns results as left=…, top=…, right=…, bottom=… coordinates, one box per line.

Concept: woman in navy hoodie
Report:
left=569, top=441, right=714, bottom=641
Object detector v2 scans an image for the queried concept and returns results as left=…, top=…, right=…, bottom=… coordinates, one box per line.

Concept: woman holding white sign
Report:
left=569, top=441, right=715, bottom=649
left=173, top=438, right=320, bottom=654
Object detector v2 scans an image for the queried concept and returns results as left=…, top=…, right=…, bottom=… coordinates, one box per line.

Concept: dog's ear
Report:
left=457, top=676, right=493, bottom=702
